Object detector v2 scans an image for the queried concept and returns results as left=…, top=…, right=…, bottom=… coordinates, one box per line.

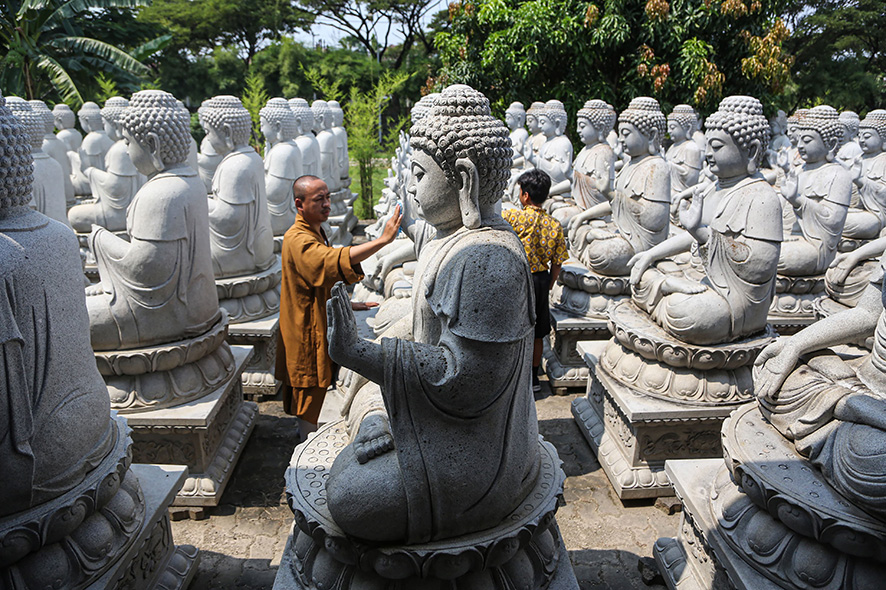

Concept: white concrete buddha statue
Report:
left=840, top=110, right=886, bottom=242
left=779, top=106, right=853, bottom=275
left=631, top=95, right=782, bottom=345
left=177, top=100, right=199, bottom=173
left=524, top=101, right=546, bottom=166
left=52, top=103, right=81, bottom=152
left=769, top=109, right=791, bottom=153
left=665, top=105, right=704, bottom=197
left=328, top=99, right=350, bottom=185
left=312, top=99, right=341, bottom=192
left=86, top=90, right=221, bottom=350
left=68, top=96, right=143, bottom=233
left=260, top=97, right=302, bottom=235
left=690, top=109, right=706, bottom=152
left=289, top=98, right=322, bottom=178
left=200, top=95, right=275, bottom=279
left=837, top=110, right=864, bottom=167
left=571, top=99, right=616, bottom=210
left=536, top=99, right=573, bottom=201
left=30, top=99, right=75, bottom=206
left=71, top=101, right=114, bottom=195
left=505, top=101, right=529, bottom=170
left=7, top=97, right=68, bottom=226
left=568, top=97, right=671, bottom=276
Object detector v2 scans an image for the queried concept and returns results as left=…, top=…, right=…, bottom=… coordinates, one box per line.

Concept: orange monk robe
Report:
left=275, top=216, right=363, bottom=420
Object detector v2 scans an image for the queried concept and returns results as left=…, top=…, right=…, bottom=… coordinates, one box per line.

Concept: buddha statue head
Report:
left=526, top=101, right=545, bottom=135
left=539, top=99, right=567, bottom=139
left=505, top=102, right=526, bottom=131
left=794, top=105, right=841, bottom=164
left=703, top=95, right=770, bottom=179
left=786, top=109, right=807, bottom=146
left=858, top=110, right=886, bottom=156
left=769, top=109, right=787, bottom=136
left=52, top=103, right=75, bottom=131
left=260, top=97, right=297, bottom=145
left=100, top=96, right=130, bottom=141
left=410, top=93, right=437, bottom=124
left=288, top=98, right=315, bottom=137
left=839, top=111, right=860, bottom=144
left=199, top=95, right=251, bottom=155
left=6, top=97, right=44, bottom=152
left=28, top=100, right=54, bottom=136
left=667, top=104, right=697, bottom=144
left=618, top=96, right=666, bottom=157
left=120, top=90, right=191, bottom=177
left=311, top=100, right=332, bottom=133
left=576, top=99, right=616, bottom=146
left=0, top=93, right=35, bottom=219
left=77, top=101, right=102, bottom=133
left=409, top=84, right=511, bottom=232
left=328, top=100, right=345, bottom=127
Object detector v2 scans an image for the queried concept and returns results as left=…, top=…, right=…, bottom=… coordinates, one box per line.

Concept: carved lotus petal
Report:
left=788, top=538, right=841, bottom=587
left=820, top=524, right=879, bottom=560
left=425, top=550, right=479, bottom=579
left=638, top=362, right=669, bottom=394
left=0, top=528, right=39, bottom=568
left=659, top=344, right=688, bottom=367
left=486, top=537, right=521, bottom=567
left=373, top=551, right=418, bottom=579
left=744, top=510, right=787, bottom=558
left=671, top=371, right=703, bottom=401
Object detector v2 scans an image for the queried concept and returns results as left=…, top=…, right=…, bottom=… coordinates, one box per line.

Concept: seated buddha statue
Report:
left=631, top=95, right=783, bottom=345
left=324, top=84, right=541, bottom=544
left=69, top=97, right=143, bottom=233
left=754, top=250, right=886, bottom=519
left=665, top=105, right=704, bottom=198
left=260, top=97, right=303, bottom=235
left=506, top=101, right=529, bottom=170
left=524, top=101, right=546, bottom=166
left=567, top=97, right=671, bottom=276
left=536, top=100, right=574, bottom=203
left=52, top=103, right=82, bottom=153
left=328, top=100, right=350, bottom=186
left=86, top=90, right=221, bottom=350
left=288, top=98, right=322, bottom=178
left=30, top=99, right=75, bottom=206
left=572, top=99, right=616, bottom=210
left=312, top=100, right=341, bottom=192
left=837, top=110, right=864, bottom=169
left=70, top=101, right=114, bottom=196
left=200, top=95, right=275, bottom=278
left=778, top=106, right=853, bottom=275
left=842, top=110, right=886, bottom=239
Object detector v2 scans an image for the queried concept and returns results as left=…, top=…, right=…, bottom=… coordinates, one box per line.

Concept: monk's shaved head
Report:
left=293, top=175, right=324, bottom=204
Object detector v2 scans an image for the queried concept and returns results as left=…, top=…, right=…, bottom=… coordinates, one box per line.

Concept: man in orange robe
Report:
left=276, top=175, right=402, bottom=438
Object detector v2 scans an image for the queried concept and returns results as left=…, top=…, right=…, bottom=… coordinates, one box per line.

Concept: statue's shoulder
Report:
left=266, top=142, right=302, bottom=180
left=712, top=177, right=783, bottom=242
left=869, top=153, right=886, bottom=179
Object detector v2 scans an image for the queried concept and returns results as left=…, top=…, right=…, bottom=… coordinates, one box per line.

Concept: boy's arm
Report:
left=549, top=263, right=561, bottom=290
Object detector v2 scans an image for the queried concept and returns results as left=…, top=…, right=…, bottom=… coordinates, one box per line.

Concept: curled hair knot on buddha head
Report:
left=28, top=100, right=54, bottom=134
left=797, top=105, right=842, bottom=160
left=121, top=90, right=191, bottom=167
left=0, top=92, right=36, bottom=215
left=619, top=97, right=666, bottom=153
left=101, top=96, right=130, bottom=125
left=542, top=99, right=568, bottom=130
left=577, top=99, right=616, bottom=139
left=288, top=98, right=315, bottom=134
left=409, top=85, right=513, bottom=223
left=199, top=95, right=251, bottom=146
left=860, top=110, right=886, bottom=143
left=312, top=100, right=332, bottom=131
left=53, top=103, right=75, bottom=128
left=668, top=105, right=698, bottom=134
left=260, top=98, right=298, bottom=140
left=840, top=111, right=860, bottom=138
left=705, top=95, right=771, bottom=171
left=7, top=97, right=45, bottom=151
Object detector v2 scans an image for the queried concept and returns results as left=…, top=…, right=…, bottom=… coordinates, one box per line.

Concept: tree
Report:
left=783, top=0, right=886, bottom=112
left=0, top=0, right=159, bottom=106
left=435, top=0, right=793, bottom=117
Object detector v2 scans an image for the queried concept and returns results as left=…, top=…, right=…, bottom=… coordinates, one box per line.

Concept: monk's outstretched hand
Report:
left=327, top=282, right=359, bottom=365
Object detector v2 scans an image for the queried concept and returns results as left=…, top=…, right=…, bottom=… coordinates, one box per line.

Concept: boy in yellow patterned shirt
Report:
left=502, top=169, right=569, bottom=392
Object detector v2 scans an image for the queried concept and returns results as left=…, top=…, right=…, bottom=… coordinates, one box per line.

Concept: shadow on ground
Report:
left=569, top=548, right=666, bottom=590
left=187, top=551, right=279, bottom=589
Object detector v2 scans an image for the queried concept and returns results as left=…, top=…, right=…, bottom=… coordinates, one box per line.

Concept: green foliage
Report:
left=95, top=72, right=120, bottom=103
left=436, top=0, right=793, bottom=118
left=241, top=72, right=270, bottom=154
left=302, top=65, right=344, bottom=102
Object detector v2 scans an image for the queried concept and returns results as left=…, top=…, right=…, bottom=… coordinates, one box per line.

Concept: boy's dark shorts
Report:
left=532, top=270, right=551, bottom=339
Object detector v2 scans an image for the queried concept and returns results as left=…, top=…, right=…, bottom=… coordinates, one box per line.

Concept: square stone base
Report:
left=89, top=464, right=199, bottom=590
left=227, top=312, right=282, bottom=400
left=124, top=346, right=258, bottom=506
left=572, top=341, right=738, bottom=499
left=543, top=309, right=609, bottom=394
left=653, top=459, right=781, bottom=590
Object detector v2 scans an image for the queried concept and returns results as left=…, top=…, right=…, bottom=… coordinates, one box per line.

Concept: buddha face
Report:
left=787, top=124, right=798, bottom=146
left=539, top=114, right=557, bottom=138
left=408, top=149, right=461, bottom=232
left=796, top=128, right=829, bottom=163
left=668, top=120, right=687, bottom=143
left=577, top=118, right=597, bottom=146
left=123, top=128, right=161, bottom=177
left=103, top=118, right=120, bottom=141
left=526, top=114, right=539, bottom=134
left=203, top=122, right=232, bottom=155
left=859, top=127, right=884, bottom=155
left=704, top=129, right=748, bottom=180
left=260, top=117, right=280, bottom=145
left=619, top=122, right=650, bottom=158
left=505, top=111, right=520, bottom=131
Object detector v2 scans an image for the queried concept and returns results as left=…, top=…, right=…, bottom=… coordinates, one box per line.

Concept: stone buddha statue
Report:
left=68, top=96, right=143, bottom=233
left=505, top=101, right=529, bottom=170
left=571, top=99, right=616, bottom=211
left=311, top=99, right=341, bottom=192
left=288, top=98, right=322, bottom=177
left=200, top=95, right=275, bottom=279
left=525, top=100, right=546, bottom=166
left=536, top=100, right=574, bottom=203
left=837, top=110, right=864, bottom=168
left=71, top=101, right=114, bottom=196
left=324, top=84, right=542, bottom=544
left=52, top=103, right=81, bottom=152
left=568, top=97, right=671, bottom=276
left=177, top=99, right=199, bottom=173
left=844, top=110, right=886, bottom=236
left=690, top=109, right=707, bottom=152
left=260, top=97, right=302, bottom=236
left=665, top=104, right=704, bottom=197
left=769, top=109, right=791, bottom=153
left=86, top=90, right=221, bottom=351
left=30, top=99, right=75, bottom=206
left=328, top=99, right=350, bottom=186
left=6, top=97, right=68, bottom=226
left=778, top=106, right=853, bottom=275
left=0, top=90, right=147, bottom=587
left=631, top=95, right=782, bottom=345
left=196, top=105, right=223, bottom=192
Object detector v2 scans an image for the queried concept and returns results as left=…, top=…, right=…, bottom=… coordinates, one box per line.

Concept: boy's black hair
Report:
left=517, top=168, right=552, bottom=205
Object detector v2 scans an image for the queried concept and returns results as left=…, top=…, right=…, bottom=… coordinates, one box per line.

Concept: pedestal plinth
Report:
left=572, top=302, right=774, bottom=499
left=122, top=346, right=257, bottom=506
left=768, top=274, right=824, bottom=335
left=272, top=420, right=579, bottom=590
left=216, top=256, right=282, bottom=324
left=227, top=312, right=281, bottom=400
